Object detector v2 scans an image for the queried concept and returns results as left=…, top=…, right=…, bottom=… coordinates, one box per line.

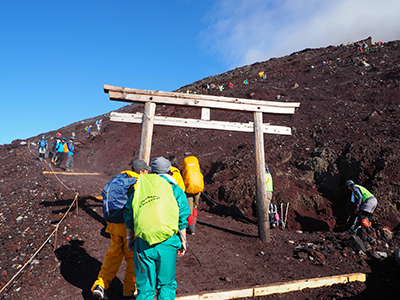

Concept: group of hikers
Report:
left=89, top=153, right=377, bottom=300
left=92, top=154, right=204, bottom=300
left=36, top=132, right=75, bottom=172
left=85, top=119, right=103, bottom=133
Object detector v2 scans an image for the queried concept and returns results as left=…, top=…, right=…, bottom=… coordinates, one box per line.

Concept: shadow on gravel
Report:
left=197, top=220, right=257, bottom=238
left=294, top=210, right=330, bottom=232
left=346, top=253, right=400, bottom=300
left=55, top=240, right=123, bottom=300
left=40, top=196, right=108, bottom=229
left=41, top=197, right=110, bottom=238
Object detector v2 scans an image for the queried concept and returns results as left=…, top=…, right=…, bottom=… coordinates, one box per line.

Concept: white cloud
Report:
left=202, top=0, right=400, bottom=68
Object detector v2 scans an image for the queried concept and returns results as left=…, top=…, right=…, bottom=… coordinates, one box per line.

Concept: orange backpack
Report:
left=182, top=156, right=204, bottom=194
left=62, top=143, right=69, bottom=153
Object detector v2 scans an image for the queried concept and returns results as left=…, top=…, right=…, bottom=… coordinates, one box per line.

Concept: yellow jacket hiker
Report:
left=91, top=160, right=150, bottom=300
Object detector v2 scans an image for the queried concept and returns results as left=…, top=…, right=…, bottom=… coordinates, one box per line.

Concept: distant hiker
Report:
left=228, top=82, right=234, bottom=89
left=346, top=180, right=378, bottom=232
left=96, top=119, right=103, bottom=131
left=92, top=160, right=151, bottom=300
left=364, top=43, right=370, bottom=53
left=124, top=157, right=190, bottom=300
left=243, top=79, right=249, bottom=85
left=54, top=137, right=67, bottom=168
left=258, top=71, right=265, bottom=78
left=219, top=85, right=224, bottom=92
left=71, top=132, right=76, bottom=139
left=56, top=132, right=62, bottom=138
left=51, top=136, right=61, bottom=164
left=65, top=139, right=75, bottom=172
left=182, top=155, right=204, bottom=235
left=167, top=155, right=185, bottom=192
left=37, top=135, right=48, bottom=159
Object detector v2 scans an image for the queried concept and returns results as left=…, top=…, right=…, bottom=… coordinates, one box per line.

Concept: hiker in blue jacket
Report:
left=37, top=135, right=48, bottom=159
left=54, top=137, right=66, bottom=168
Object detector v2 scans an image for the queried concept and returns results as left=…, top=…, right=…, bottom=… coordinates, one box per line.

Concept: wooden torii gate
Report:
left=103, top=84, right=300, bottom=242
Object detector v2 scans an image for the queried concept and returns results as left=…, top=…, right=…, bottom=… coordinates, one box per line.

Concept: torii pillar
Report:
left=137, top=102, right=156, bottom=164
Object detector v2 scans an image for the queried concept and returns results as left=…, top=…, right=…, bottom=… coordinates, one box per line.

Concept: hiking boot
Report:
left=123, top=290, right=138, bottom=299
left=93, top=285, right=109, bottom=300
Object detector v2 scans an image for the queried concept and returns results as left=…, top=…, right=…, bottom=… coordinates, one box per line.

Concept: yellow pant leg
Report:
left=91, top=232, right=124, bottom=292
left=122, top=236, right=136, bottom=295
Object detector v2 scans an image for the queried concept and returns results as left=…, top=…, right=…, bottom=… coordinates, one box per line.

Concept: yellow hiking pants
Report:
left=91, top=223, right=136, bottom=295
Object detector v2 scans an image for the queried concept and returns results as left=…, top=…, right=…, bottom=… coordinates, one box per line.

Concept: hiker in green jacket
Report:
left=346, top=180, right=378, bottom=231
left=124, top=157, right=190, bottom=300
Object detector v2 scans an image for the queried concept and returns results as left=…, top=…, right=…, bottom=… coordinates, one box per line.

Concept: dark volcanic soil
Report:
left=1, top=37, right=400, bottom=299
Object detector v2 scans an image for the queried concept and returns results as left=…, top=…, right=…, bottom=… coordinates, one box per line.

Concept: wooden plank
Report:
left=254, top=273, right=367, bottom=296
left=104, top=84, right=300, bottom=108
left=138, top=102, right=156, bottom=164
left=253, top=111, right=269, bottom=243
left=175, top=288, right=254, bottom=300
left=110, top=112, right=292, bottom=135
left=108, top=91, right=296, bottom=114
left=175, top=273, right=366, bottom=300
left=42, top=171, right=101, bottom=175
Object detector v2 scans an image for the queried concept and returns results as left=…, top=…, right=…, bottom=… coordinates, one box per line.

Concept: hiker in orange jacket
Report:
left=182, top=155, right=204, bottom=235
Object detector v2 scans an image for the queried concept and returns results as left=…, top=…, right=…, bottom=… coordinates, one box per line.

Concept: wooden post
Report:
left=54, top=227, right=58, bottom=249
left=138, top=102, right=156, bottom=164
left=253, top=112, right=270, bottom=243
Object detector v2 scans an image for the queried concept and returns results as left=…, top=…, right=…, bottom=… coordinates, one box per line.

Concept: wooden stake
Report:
left=42, top=171, right=101, bottom=175
left=138, top=102, right=156, bottom=164
left=253, top=111, right=269, bottom=243
left=54, top=227, right=58, bottom=249
left=75, top=196, right=79, bottom=215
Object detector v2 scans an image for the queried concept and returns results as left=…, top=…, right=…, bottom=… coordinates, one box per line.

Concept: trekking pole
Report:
left=178, top=229, right=202, bottom=266
left=283, top=203, right=289, bottom=230
left=201, top=192, right=220, bottom=206
left=280, top=203, right=284, bottom=229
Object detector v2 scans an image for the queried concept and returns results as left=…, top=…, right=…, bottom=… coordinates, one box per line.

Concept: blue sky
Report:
left=1, top=0, right=399, bottom=145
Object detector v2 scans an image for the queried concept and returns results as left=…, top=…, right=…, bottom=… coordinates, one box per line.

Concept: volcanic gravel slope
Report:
left=1, top=37, right=400, bottom=299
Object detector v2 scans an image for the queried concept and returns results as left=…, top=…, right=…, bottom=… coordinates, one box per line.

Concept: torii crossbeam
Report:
left=103, top=84, right=300, bottom=243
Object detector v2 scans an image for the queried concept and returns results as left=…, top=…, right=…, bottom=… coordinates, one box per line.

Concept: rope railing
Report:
left=0, top=143, right=81, bottom=297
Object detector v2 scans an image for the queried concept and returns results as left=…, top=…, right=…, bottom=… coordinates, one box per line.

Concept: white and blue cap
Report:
left=346, top=180, right=354, bottom=186
left=151, top=157, right=171, bottom=174
left=265, top=163, right=270, bottom=174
